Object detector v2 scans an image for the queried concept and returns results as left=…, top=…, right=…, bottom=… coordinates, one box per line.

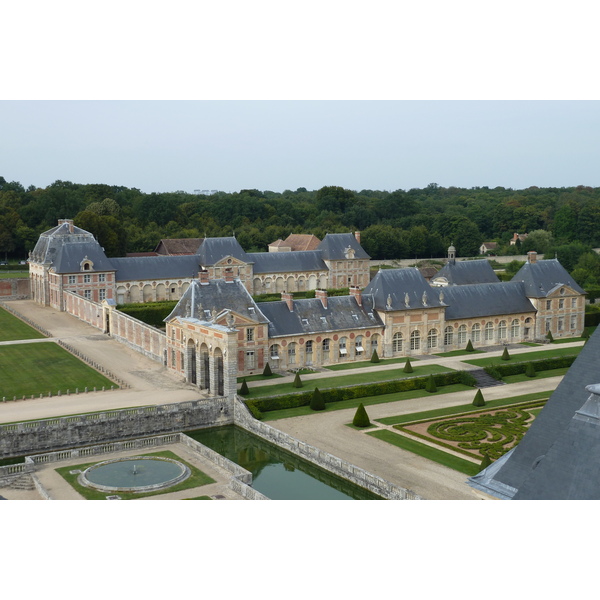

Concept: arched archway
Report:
left=214, top=347, right=224, bottom=396
left=186, top=339, right=197, bottom=385
left=200, top=343, right=210, bottom=390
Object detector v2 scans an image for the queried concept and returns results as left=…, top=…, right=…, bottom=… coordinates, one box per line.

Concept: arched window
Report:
left=427, top=328, right=438, bottom=349
left=270, top=344, right=280, bottom=360
left=458, top=324, right=467, bottom=345
left=305, top=340, right=313, bottom=354
left=511, top=319, right=520, bottom=339
left=370, top=334, right=379, bottom=354
left=392, top=332, right=403, bottom=353
left=471, top=323, right=481, bottom=342
left=322, top=338, right=331, bottom=359
left=444, top=326, right=453, bottom=346
left=498, top=320, right=507, bottom=339
left=410, top=330, right=420, bottom=351
left=484, top=321, right=494, bottom=341
left=339, top=337, right=348, bottom=357
left=288, top=342, right=296, bottom=365
left=355, top=335, right=364, bottom=355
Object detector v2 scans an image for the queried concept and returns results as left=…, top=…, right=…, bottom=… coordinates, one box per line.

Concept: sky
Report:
left=2, top=100, right=600, bottom=194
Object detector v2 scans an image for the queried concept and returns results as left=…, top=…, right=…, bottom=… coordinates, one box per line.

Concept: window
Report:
left=458, top=325, right=467, bottom=345
left=571, top=315, right=577, bottom=329
left=546, top=300, right=552, bottom=310
left=355, top=336, right=364, bottom=355
left=371, top=336, right=378, bottom=353
left=84, top=274, right=91, bottom=283
left=559, top=299, right=564, bottom=309
left=288, top=343, right=296, bottom=364
left=511, top=319, right=520, bottom=339
left=245, top=351, right=256, bottom=370
left=98, top=273, right=106, bottom=283
left=270, top=344, right=280, bottom=359
left=306, top=340, right=313, bottom=354
left=99, top=289, right=106, bottom=301
left=392, top=332, right=403, bottom=353
left=444, top=326, right=453, bottom=346
left=498, top=321, right=507, bottom=339
left=68, top=275, right=76, bottom=285
left=339, top=337, right=348, bottom=357
left=546, top=319, right=551, bottom=332
left=246, top=328, right=254, bottom=342
left=484, top=322, right=494, bottom=341
left=410, top=330, right=420, bottom=351
left=572, top=298, right=577, bottom=308
left=471, top=323, right=481, bottom=342
left=427, top=329, right=438, bottom=349
left=558, top=318, right=564, bottom=331
left=171, top=349, right=176, bottom=367
left=84, top=290, right=92, bottom=300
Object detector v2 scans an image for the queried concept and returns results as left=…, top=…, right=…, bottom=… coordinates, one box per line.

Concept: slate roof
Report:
left=363, top=268, right=446, bottom=312
left=248, top=251, right=326, bottom=274
left=443, top=282, right=535, bottom=320
left=155, top=238, right=203, bottom=255
left=110, top=255, right=201, bottom=281
left=511, top=258, right=585, bottom=298
left=165, top=278, right=269, bottom=324
left=258, top=295, right=383, bottom=338
left=433, top=259, right=500, bottom=285
left=195, top=237, right=250, bottom=265
left=468, top=327, right=600, bottom=500
left=317, top=233, right=370, bottom=260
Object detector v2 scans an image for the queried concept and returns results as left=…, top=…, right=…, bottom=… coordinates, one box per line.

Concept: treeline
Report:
left=2, top=177, right=600, bottom=263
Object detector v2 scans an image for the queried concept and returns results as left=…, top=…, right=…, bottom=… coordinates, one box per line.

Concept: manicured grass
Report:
left=376, top=391, right=551, bottom=426
left=325, top=357, right=413, bottom=371
left=0, top=342, right=117, bottom=398
left=246, top=364, right=456, bottom=398
left=236, top=372, right=283, bottom=383
left=367, top=429, right=481, bottom=476
left=462, top=346, right=581, bottom=367
left=0, top=271, right=29, bottom=279
left=500, top=367, right=569, bottom=384
left=520, top=342, right=542, bottom=347
left=0, top=307, right=46, bottom=341
left=55, top=450, right=215, bottom=500
left=433, top=349, right=485, bottom=357
left=260, top=383, right=474, bottom=421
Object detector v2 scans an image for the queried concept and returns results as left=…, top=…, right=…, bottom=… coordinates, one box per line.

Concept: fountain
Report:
left=79, top=456, right=190, bottom=494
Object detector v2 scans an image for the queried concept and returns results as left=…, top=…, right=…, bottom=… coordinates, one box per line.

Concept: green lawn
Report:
left=325, top=357, right=413, bottom=371
left=0, top=306, right=46, bottom=341
left=55, top=450, right=215, bottom=500
left=462, top=346, right=581, bottom=367
left=260, top=383, right=474, bottom=421
left=237, top=372, right=283, bottom=383
left=246, top=364, right=455, bottom=398
left=500, top=367, right=569, bottom=384
left=433, top=349, right=485, bottom=357
left=0, top=342, right=117, bottom=398
left=0, top=271, right=29, bottom=279
left=367, top=429, right=481, bottom=476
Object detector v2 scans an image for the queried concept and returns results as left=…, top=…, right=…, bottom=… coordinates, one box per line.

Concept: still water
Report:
left=188, top=425, right=381, bottom=500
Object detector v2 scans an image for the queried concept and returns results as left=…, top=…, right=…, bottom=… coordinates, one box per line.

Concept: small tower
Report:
left=448, top=243, right=456, bottom=265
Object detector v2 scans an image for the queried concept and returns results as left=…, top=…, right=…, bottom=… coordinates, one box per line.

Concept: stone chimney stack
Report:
left=350, top=285, right=362, bottom=307
left=354, top=231, right=361, bottom=244
left=199, top=270, right=210, bottom=284
left=58, top=219, right=74, bottom=233
left=281, top=291, right=294, bottom=311
left=315, top=288, right=328, bottom=309
left=224, top=269, right=234, bottom=282
left=528, top=251, right=538, bottom=264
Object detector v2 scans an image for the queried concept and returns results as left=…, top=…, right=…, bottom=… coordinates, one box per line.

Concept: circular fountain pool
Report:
left=79, top=456, right=190, bottom=493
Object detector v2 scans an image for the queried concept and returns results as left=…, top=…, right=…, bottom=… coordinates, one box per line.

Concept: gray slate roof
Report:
left=110, top=255, right=202, bottom=282
left=363, top=268, right=446, bottom=312
left=511, top=258, right=585, bottom=298
left=248, top=251, right=326, bottom=274
left=443, top=282, right=535, bottom=320
left=165, top=278, right=269, bottom=324
left=258, top=295, right=383, bottom=338
left=196, top=237, right=250, bottom=265
left=433, top=259, right=500, bottom=285
left=468, top=327, right=600, bottom=500
left=317, top=233, right=370, bottom=260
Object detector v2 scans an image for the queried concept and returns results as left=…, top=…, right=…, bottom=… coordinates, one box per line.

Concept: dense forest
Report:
left=3, top=177, right=600, bottom=285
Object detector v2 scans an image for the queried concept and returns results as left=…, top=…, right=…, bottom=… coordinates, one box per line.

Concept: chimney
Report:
left=199, top=269, right=210, bottom=284
left=315, top=288, right=328, bottom=309
left=354, top=231, right=361, bottom=244
left=350, top=285, right=362, bottom=307
left=58, top=219, right=74, bottom=233
left=281, top=292, right=294, bottom=311
left=527, top=251, right=537, bottom=264
left=224, top=268, right=234, bottom=282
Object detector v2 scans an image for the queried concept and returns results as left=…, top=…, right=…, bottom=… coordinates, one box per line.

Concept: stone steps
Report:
left=469, top=368, right=505, bottom=388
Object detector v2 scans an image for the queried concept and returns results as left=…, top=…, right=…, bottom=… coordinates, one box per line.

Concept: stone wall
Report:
left=232, top=396, right=421, bottom=500
left=63, top=290, right=104, bottom=330
left=0, top=399, right=233, bottom=459
left=0, top=278, right=30, bottom=298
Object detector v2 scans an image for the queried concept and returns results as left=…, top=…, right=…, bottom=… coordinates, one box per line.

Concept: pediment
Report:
left=214, top=255, right=247, bottom=267
left=546, top=284, right=581, bottom=298
left=215, top=310, right=260, bottom=327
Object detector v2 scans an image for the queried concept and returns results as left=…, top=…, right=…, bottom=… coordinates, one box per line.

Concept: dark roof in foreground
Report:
left=468, top=329, right=600, bottom=499
left=511, top=258, right=585, bottom=297
left=432, top=259, right=500, bottom=285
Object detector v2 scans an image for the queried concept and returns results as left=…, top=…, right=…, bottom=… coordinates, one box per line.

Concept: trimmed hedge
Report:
left=118, top=301, right=177, bottom=328
left=483, top=355, right=577, bottom=380
left=245, top=370, right=477, bottom=416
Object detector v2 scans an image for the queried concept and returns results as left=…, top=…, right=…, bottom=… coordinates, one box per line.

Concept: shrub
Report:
left=501, top=347, right=510, bottom=361
left=546, top=330, right=554, bottom=342
left=239, top=378, right=249, bottom=395
left=244, top=400, right=263, bottom=420
left=479, top=453, right=492, bottom=471
left=262, top=362, right=273, bottom=377
left=425, top=374, right=437, bottom=393
left=472, top=388, right=486, bottom=407
left=465, top=339, right=474, bottom=352
left=293, top=372, right=303, bottom=388
left=353, top=403, right=371, bottom=427
left=525, top=362, right=536, bottom=377
left=370, top=349, right=380, bottom=363
left=403, top=358, right=413, bottom=373
left=310, top=387, right=325, bottom=411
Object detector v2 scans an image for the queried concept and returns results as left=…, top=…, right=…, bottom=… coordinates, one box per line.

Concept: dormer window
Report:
left=80, top=257, right=94, bottom=271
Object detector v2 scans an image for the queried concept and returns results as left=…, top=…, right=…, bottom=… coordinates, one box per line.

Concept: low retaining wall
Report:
left=0, top=278, right=30, bottom=299
left=232, top=396, right=421, bottom=500
left=108, top=307, right=166, bottom=364
left=0, top=399, right=234, bottom=459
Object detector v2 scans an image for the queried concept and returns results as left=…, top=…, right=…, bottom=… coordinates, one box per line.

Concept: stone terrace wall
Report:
left=0, top=398, right=234, bottom=459
left=64, top=291, right=104, bottom=330
left=0, top=278, right=30, bottom=299
left=232, top=397, right=422, bottom=500
left=109, top=307, right=166, bottom=364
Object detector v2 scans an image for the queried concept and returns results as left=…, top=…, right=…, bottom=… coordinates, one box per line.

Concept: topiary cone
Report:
left=310, top=387, right=325, bottom=411
left=353, top=402, right=371, bottom=427
left=501, top=347, right=510, bottom=361
left=479, top=453, right=492, bottom=471
left=293, top=372, right=303, bottom=388
left=525, top=362, right=536, bottom=377
left=403, top=358, right=413, bottom=373
left=425, top=374, right=437, bottom=393
left=263, top=362, right=273, bottom=377
left=239, top=378, right=249, bottom=395
left=472, top=388, right=485, bottom=407
left=465, top=339, right=474, bottom=352
left=370, top=349, right=380, bottom=363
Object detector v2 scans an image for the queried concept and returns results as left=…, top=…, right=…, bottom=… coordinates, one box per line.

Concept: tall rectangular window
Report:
left=99, top=273, right=106, bottom=282
left=84, top=274, right=91, bottom=283
left=84, top=290, right=92, bottom=299
left=246, top=328, right=254, bottom=342
left=68, top=275, right=76, bottom=284
left=99, top=289, right=106, bottom=301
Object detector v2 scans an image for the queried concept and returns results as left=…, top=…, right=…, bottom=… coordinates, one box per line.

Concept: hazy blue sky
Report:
left=2, top=100, right=599, bottom=194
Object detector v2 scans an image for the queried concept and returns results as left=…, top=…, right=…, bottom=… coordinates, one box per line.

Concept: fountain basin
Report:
left=79, top=456, right=190, bottom=494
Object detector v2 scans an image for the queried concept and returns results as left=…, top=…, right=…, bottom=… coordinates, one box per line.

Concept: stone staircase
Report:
left=0, top=474, right=35, bottom=491
left=469, top=368, right=505, bottom=388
